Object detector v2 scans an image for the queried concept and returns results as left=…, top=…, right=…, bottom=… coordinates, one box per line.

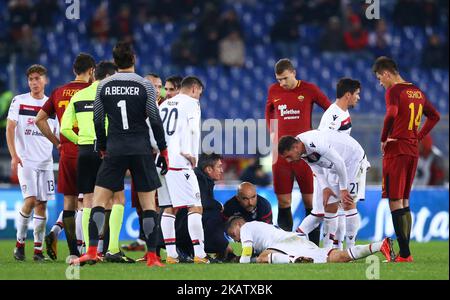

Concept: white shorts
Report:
left=327, top=156, right=368, bottom=205
left=18, top=166, right=55, bottom=201
left=269, top=235, right=330, bottom=264
left=157, top=168, right=202, bottom=208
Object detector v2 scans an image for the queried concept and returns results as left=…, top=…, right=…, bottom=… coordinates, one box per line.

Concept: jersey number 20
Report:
left=160, top=107, right=178, bottom=136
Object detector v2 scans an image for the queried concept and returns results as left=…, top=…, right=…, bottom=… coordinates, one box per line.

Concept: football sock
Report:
left=82, top=208, right=91, bottom=249
left=403, top=207, right=412, bottom=242
left=88, top=206, right=105, bottom=251
left=268, top=253, right=291, bottom=264
left=63, top=210, right=79, bottom=256
left=33, top=214, right=46, bottom=254
left=138, top=212, right=146, bottom=243
left=391, top=208, right=410, bottom=258
left=142, top=210, right=158, bottom=252
left=323, top=212, right=338, bottom=248
left=297, top=213, right=322, bottom=236
left=51, top=210, right=64, bottom=237
left=347, top=241, right=382, bottom=260
left=305, top=208, right=321, bottom=246
left=155, top=209, right=165, bottom=257
left=188, top=212, right=206, bottom=258
left=335, top=213, right=346, bottom=250
left=16, top=210, right=31, bottom=245
left=108, top=204, right=124, bottom=254
left=345, top=209, right=360, bottom=249
left=161, top=213, right=177, bottom=258
left=97, top=238, right=104, bottom=254
left=103, top=209, right=111, bottom=254
left=277, top=207, right=293, bottom=231
left=75, top=209, right=83, bottom=251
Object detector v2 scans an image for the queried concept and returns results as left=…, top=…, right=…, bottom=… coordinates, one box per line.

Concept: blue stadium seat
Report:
left=5, top=2, right=447, bottom=119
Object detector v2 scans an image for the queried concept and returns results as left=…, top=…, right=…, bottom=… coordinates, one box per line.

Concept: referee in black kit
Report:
left=71, top=42, right=169, bottom=267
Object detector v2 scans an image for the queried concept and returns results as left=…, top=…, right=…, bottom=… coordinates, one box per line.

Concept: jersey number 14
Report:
left=408, top=103, right=423, bottom=131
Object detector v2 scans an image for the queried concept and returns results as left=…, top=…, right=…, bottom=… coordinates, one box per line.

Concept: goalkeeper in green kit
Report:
left=60, top=61, right=134, bottom=263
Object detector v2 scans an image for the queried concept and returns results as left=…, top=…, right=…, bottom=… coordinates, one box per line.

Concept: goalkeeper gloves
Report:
left=157, top=149, right=169, bottom=175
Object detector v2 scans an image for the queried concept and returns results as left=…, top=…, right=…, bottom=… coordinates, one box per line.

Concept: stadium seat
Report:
left=4, top=1, right=446, bottom=119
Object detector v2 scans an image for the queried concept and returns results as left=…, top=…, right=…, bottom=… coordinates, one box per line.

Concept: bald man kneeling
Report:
left=223, top=182, right=273, bottom=224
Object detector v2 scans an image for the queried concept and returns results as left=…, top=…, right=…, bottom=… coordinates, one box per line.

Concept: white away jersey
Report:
left=7, top=93, right=57, bottom=170
left=240, top=221, right=301, bottom=255
left=318, top=103, right=352, bottom=135
left=297, top=130, right=364, bottom=190
left=158, top=94, right=201, bottom=168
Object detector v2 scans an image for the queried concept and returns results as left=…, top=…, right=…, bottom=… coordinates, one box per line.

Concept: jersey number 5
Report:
left=117, top=100, right=129, bottom=130
left=408, top=103, right=423, bottom=131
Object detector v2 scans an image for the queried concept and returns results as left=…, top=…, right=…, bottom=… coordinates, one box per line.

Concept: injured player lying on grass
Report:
left=226, top=217, right=395, bottom=264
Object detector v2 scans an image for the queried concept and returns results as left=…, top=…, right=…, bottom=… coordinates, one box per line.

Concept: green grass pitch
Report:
left=0, top=240, right=448, bottom=280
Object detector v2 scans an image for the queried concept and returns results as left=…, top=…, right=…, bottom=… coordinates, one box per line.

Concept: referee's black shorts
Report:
left=77, top=144, right=102, bottom=194
left=95, top=154, right=161, bottom=193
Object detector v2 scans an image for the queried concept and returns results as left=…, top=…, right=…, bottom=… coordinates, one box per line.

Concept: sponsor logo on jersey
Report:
left=309, top=142, right=316, bottom=148
left=273, top=98, right=281, bottom=103
left=339, top=116, right=352, bottom=131
left=24, top=129, right=45, bottom=137
left=19, top=104, right=41, bottom=117
left=277, top=104, right=300, bottom=119
left=27, top=118, right=34, bottom=125
left=298, top=95, right=304, bottom=102
left=332, top=115, right=338, bottom=121
left=184, top=173, right=190, bottom=180
left=74, top=101, right=94, bottom=113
